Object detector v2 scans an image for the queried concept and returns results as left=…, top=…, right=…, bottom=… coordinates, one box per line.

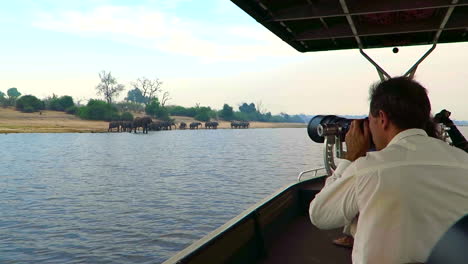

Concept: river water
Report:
left=1, top=127, right=467, bottom=263
left=1, top=128, right=324, bottom=263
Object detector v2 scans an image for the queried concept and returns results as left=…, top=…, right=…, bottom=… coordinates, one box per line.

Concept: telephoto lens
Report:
left=307, top=115, right=353, bottom=143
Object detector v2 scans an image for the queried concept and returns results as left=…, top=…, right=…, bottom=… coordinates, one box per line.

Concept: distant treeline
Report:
left=165, top=103, right=306, bottom=123
left=0, top=87, right=307, bottom=123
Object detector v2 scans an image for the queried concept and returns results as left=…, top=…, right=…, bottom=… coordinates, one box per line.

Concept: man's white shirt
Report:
left=309, top=128, right=468, bottom=264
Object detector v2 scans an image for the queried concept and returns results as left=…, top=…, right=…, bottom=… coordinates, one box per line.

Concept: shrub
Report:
left=47, top=95, right=74, bottom=111
left=16, top=95, right=44, bottom=112
left=121, top=112, right=134, bottom=121
left=65, top=106, right=78, bottom=114
left=195, top=111, right=210, bottom=122
left=233, top=112, right=249, bottom=121
left=77, top=99, right=119, bottom=121
left=23, top=106, right=35, bottom=113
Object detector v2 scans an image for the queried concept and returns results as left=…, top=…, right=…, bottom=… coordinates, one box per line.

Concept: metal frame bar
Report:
left=360, top=49, right=392, bottom=81
left=297, top=167, right=326, bottom=182
left=339, top=0, right=457, bottom=80
left=256, top=0, right=309, bottom=51
left=403, top=44, right=437, bottom=78
left=270, top=1, right=468, bottom=22
left=340, top=0, right=391, bottom=81
left=403, top=0, right=457, bottom=78
left=339, top=0, right=363, bottom=49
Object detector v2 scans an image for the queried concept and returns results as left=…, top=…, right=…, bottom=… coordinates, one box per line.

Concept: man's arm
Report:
left=309, top=162, right=359, bottom=229
left=309, top=119, right=370, bottom=230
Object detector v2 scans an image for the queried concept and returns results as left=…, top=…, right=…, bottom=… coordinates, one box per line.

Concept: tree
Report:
left=58, top=96, right=74, bottom=110
left=145, top=98, right=170, bottom=120
left=115, top=102, right=145, bottom=113
left=95, top=71, right=125, bottom=104
left=256, top=101, right=266, bottom=114
left=161, top=91, right=171, bottom=107
left=145, top=98, right=161, bottom=117
left=16, top=95, right=44, bottom=112
left=125, top=88, right=145, bottom=104
left=194, top=106, right=213, bottom=122
left=0, top=91, right=5, bottom=107
left=47, top=95, right=74, bottom=111
left=7, top=88, right=21, bottom=99
left=132, top=77, right=163, bottom=106
left=220, top=104, right=234, bottom=120
left=239, top=102, right=256, bottom=113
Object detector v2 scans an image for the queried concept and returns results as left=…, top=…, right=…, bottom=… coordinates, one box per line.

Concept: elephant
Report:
left=231, top=121, right=249, bottom=129
left=149, top=121, right=162, bottom=131
left=190, top=122, right=202, bottom=129
left=108, top=121, right=121, bottom=132
left=121, top=121, right=133, bottom=132
left=231, top=121, right=240, bottom=129
left=205, top=121, right=219, bottom=129
left=179, top=122, right=187, bottom=129
left=160, top=121, right=176, bottom=130
left=132, top=116, right=152, bottom=133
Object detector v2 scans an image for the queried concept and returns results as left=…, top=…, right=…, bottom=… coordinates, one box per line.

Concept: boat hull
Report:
left=163, top=176, right=352, bottom=264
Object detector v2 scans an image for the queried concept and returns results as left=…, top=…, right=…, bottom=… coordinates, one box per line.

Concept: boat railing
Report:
left=297, top=167, right=326, bottom=182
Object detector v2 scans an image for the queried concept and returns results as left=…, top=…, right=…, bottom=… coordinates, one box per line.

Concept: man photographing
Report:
left=434, top=109, right=468, bottom=153
left=309, top=77, right=468, bottom=264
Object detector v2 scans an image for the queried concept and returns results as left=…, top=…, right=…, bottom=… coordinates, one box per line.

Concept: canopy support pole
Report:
left=403, top=44, right=436, bottom=78
left=359, top=49, right=392, bottom=81
left=340, top=0, right=457, bottom=80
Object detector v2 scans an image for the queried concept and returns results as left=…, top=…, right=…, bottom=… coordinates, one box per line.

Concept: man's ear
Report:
left=379, top=110, right=390, bottom=130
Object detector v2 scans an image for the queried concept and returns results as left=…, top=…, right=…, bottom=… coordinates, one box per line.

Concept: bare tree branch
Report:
left=132, top=78, right=149, bottom=101
left=147, top=78, right=163, bottom=104
left=256, top=100, right=266, bottom=114
left=96, top=70, right=125, bottom=104
left=132, top=77, right=163, bottom=106
left=161, top=91, right=171, bottom=107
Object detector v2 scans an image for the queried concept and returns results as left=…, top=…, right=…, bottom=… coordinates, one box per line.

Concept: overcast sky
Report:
left=1, top=0, right=467, bottom=119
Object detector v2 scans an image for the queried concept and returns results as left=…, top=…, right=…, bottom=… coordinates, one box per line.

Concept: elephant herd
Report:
left=108, top=117, right=173, bottom=134
left=108, top=118, right=250, bottom=133
left=231, top=121, right=250, bottom=129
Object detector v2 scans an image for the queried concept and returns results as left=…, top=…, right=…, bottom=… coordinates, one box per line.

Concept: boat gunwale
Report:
left=162, top=174, right=327, bottom=263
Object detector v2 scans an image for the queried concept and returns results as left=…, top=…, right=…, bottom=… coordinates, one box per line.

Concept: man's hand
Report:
left=345, top=119, right=371, bottom=162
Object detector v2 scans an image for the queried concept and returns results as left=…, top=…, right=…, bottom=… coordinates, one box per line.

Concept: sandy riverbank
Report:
left=0, top=108, right=306, bottom=133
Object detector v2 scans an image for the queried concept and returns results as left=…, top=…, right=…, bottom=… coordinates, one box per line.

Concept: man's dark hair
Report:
left=369, top=77, right=431, bottom=130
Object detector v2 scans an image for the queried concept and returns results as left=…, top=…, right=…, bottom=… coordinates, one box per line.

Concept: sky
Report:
left=1, top=0, right=467, bottom=119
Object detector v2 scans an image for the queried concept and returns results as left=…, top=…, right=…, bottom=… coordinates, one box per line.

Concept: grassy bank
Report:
left=0, top=108, right=306, bottom=133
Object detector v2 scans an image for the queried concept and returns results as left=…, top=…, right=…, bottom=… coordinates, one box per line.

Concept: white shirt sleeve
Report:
left=309, top=160, right=359, bottom=230
left=324, top=160, right=352, bottom=186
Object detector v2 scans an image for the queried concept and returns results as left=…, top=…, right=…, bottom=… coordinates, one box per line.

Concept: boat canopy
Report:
left=231, top=0, right=468, bottom=52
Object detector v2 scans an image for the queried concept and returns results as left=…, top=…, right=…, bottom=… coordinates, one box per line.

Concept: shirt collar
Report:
left=387, top=128, right=428, bottom=147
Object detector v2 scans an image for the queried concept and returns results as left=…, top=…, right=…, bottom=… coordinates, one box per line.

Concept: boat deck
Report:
left=164, top=177, right=354, bottom=264
left=261, top=215, right=351, bottom=264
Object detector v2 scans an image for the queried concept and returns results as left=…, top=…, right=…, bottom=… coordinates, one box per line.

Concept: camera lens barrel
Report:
left=307, top=115, right=353, bottom=143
